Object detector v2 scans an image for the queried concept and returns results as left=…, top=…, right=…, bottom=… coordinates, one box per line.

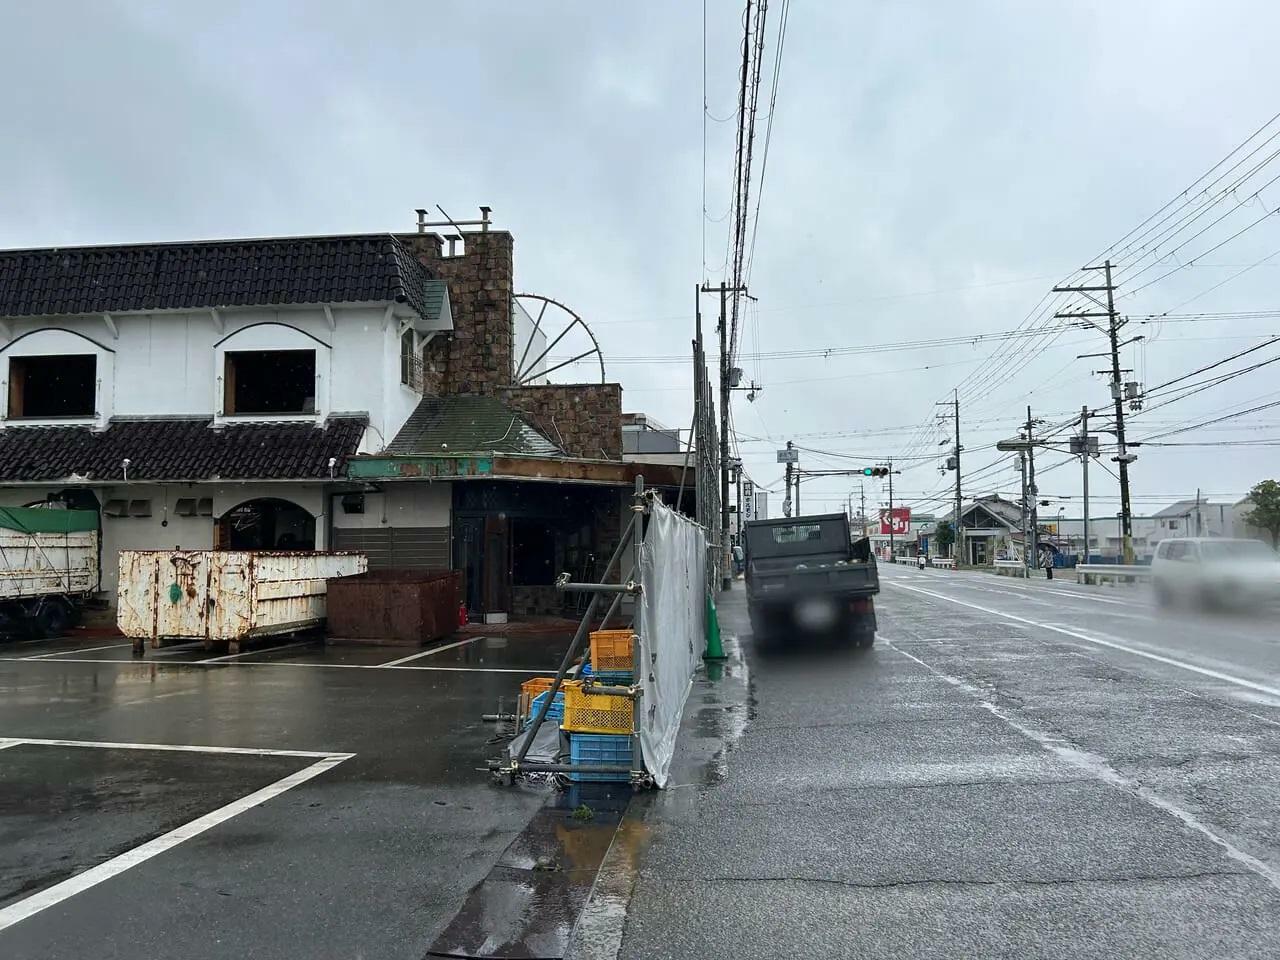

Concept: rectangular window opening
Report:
left=224, top=350, right=315, bottom=415
left=8, top=354, right=96, bottom=418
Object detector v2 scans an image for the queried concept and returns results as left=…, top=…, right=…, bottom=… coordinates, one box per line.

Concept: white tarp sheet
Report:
left=638, top=497, right=707, bottom=787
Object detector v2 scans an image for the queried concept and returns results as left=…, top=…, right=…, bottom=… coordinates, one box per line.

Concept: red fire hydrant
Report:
left=458, top=603, right=469, bottom=628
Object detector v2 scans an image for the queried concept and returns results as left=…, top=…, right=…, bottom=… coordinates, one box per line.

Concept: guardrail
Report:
left=993, top=560, right=1028, bottom=577
left=931, top=557, right=956, bottom=569
left=894, top=556, right=917, bottom=565
left=1076, top=563, right=1152, bottom=586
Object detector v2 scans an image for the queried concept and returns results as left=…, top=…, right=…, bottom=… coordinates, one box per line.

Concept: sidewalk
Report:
left=569, top=583, right=1276, bottom=960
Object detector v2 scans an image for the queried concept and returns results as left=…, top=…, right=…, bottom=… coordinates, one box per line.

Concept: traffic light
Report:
left=861, top=467, right=874, bottom=476
left=862, top=466, right=890, bottom=478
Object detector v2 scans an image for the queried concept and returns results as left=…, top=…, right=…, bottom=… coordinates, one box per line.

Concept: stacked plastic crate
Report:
left=564, top=630, right=636, bottom=782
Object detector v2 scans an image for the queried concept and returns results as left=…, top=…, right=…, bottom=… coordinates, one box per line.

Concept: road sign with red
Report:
left=878, top=507, right=911, bottom=536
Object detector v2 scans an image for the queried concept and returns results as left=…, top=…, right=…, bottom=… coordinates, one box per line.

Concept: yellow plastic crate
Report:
left=590, top=630, right=636, bottom=673
left=562, top=680, right=634, bottom=734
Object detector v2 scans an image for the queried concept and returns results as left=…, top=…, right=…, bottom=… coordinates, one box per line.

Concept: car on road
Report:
left=1151, top=537, right=1280, bottom=609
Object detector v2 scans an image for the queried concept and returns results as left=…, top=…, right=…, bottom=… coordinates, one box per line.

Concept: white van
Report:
left=1150, top=537, right=1280, bottom=608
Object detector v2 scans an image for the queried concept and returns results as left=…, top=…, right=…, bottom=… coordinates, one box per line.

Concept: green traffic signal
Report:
left=862, top=467, right=873, bottom=476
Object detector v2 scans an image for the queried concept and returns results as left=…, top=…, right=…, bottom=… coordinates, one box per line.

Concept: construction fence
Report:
left=496, top=481, right=706, bottom=788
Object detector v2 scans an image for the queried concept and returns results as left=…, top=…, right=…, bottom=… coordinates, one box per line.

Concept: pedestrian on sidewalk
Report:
left=1042, top=549, right=1054, bottom=580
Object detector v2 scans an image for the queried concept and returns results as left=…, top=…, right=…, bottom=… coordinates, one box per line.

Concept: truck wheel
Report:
left=853, top=630, right=876, bottom=650
left=35, top=600, right=72, bottom=640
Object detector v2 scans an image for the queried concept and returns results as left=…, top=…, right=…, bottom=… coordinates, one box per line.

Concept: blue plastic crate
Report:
left=568, top=732, right=633, bottom=783
left=525, top=690, right=564, bottom=728
left=593, top=669, right=633, bottom=685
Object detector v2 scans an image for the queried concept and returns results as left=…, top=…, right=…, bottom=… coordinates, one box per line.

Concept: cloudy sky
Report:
left=4, top=0, right=1280, bottom=525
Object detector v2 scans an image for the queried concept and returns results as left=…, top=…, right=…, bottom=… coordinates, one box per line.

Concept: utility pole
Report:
left=1195, top=488, right=1202, bottom=536
left=953, top=388, right=963, bottom=562
left=718, top=282, right=731, bottom=590
left=1019, top=451, right=1030, bottom=572
left=1055, top=261, right=1136, bottom=563
left=783, top=440, right=794, bottom=518
left=1081, top=405, right=1090, bottom=563
left=860, top=483, right=866, bottom=538
left=698, top=282, right=748, bottom=590
left=795, top=471, right=802, bottom=516
left=1026, top=407, right=1039, bottom=573
left=887, top=459, right=896, bottom=558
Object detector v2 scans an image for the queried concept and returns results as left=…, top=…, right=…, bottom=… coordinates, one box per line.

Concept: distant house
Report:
left=957, top=495, right=1022, bottom=565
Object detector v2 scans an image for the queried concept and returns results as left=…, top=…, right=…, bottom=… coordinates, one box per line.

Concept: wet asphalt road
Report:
left=0, top=633, right=562, bottom=959
left=589, top=564, right=1280, bottom=960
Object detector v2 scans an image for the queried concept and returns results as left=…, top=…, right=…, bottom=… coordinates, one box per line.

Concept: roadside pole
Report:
left=1020, top=451, right=1030, bottom=573
left=953, top=389, right=964, bottom=566
left=1026, top=407, right=1039, bottom=573
left=1081, top=406, right=1090, bottom=563
left=887, top=460, right=895, bottom=559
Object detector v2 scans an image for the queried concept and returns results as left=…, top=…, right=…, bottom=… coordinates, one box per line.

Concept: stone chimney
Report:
left=399, top=230, right=515, bottom=395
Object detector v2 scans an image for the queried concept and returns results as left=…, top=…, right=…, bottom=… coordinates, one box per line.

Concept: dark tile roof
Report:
left=0, top=234, right=437, bottom=321
left=0, top=415, right=367, bottom=482
left=385, top=395, right=561, bottom=457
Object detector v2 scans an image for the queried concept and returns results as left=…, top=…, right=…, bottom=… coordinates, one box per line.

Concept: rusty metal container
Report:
left=117, top=550, right=367, bottom=650
left=326, top=569, right=460, bottom=644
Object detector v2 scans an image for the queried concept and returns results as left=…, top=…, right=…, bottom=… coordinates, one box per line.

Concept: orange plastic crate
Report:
left=562, top=680, right=634, bottom=734
left=519, top=677, right=558, bottom=720
left=589, top=630, right=636, bottom=673
left=521, top=677, right=557, bottom=700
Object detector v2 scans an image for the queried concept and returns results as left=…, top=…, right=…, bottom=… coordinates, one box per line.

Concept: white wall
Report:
left=0, top=481, right=330, bottom=602
left=0, top=304, right=423, bottom=450
left=330, top=483, right=450, bottom=530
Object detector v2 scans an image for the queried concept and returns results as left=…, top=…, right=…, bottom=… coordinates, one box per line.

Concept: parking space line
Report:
left=379, top=636, right=482, bottom=666
left=21, top=642, right=134, bottom=660
left=196, top=640, right=313, bottom=664
left=0, top=752, right=351, bottom=934
left=0, top=656, right=546, bottom=674
left=2, top=736, right=349, bottom=759
left=886, top=580, right=1280, bottom=699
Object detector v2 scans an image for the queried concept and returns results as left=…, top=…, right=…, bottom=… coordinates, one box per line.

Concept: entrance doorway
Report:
left=218, top=498, right=315, bottom=551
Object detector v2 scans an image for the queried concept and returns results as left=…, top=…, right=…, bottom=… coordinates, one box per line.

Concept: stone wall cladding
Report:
left=511, top=585, right=564, bottom=617
left=400, top=231, right=514, bottom=396
left=500, top=384, right=623, bottom=460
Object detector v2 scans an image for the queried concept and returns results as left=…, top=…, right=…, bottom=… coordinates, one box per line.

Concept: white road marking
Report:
left=196, top=640, right=313, bottom=664
left=0, top=741, right=21, bottom=750
left=21, top=642, right=134, bottom=660
left=0, top=736, right=347, bottom=759
left=379, top=635, right=482, bottom=666
left=0, top=656, right=545, bottom=674
left=886, top=580, right=1280, bottom=700
left=886, top=639, right=1280, bottom=894
left=0, top=753, right=351, bottom=933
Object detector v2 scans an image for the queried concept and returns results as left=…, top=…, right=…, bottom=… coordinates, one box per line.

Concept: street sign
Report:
left=742, top=478, right=755, bottom=521
left=776, top=448, right=799, bottom=463
left=878, top=507, right=911, bottom=536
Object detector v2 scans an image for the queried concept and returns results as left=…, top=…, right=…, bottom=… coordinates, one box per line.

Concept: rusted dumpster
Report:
left=117, top=550, right=367, bottom=653
left=326, top=569, right=460, bottom=645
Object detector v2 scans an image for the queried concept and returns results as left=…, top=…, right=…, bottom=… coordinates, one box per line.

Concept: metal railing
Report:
left=1076, top=563, right=1151, bottom=585
left=993, top=559, right=1028, bottom=577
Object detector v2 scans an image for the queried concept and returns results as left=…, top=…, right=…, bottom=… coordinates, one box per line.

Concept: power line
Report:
left=1137, top=398, right=1280, bottom=442
left=1142, top=336, right=1280, bottom=396
left=744, top=0, right=789, bottom=285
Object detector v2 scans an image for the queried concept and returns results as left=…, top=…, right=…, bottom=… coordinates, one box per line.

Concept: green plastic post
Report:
left=704, top=593, right=726, bottom=660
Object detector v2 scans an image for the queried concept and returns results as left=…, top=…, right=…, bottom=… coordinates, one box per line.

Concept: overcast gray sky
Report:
left=3, top=0, right=1280, bottom=523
